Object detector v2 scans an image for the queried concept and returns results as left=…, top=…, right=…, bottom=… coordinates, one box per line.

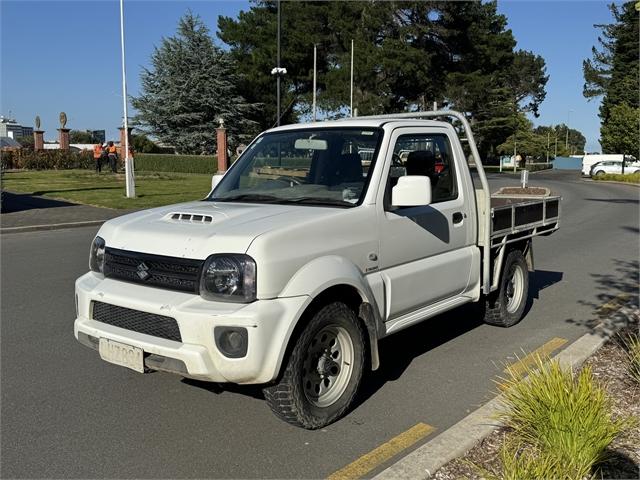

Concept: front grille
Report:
left=104, top=247, right=203, bottom=293
left=91, top=301, right=182, bottom=342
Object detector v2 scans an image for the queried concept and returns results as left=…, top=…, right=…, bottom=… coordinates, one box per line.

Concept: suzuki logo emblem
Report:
left=136, top=262, right=150, bottom=280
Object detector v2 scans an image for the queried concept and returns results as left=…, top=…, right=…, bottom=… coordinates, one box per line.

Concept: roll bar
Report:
left=346, top=110, right=493, bottom=295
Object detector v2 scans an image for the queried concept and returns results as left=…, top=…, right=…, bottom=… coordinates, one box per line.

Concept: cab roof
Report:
left=266, top=118, right=449, bottom=133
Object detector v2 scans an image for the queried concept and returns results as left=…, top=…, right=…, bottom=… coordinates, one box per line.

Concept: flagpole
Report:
left=350, top=39, right=354, bottom=117
left=312, top=44, right=317, bottom=122
left=120, top=0, right=135, bottom=197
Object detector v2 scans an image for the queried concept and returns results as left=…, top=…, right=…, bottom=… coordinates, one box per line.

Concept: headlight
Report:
left=89, top=236, right=106, bottom=273
left=200, top=254, right=256, bottom=303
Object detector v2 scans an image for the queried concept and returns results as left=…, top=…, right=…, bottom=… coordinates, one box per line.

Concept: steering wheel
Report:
left=274, top=175, right=304, bottom=186
left=392, top=153, right=403, bottom=167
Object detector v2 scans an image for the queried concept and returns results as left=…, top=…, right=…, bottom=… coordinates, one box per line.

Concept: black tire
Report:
left=263, top=302, right=365, bottom=429
left=483, top=249, right=529, bottom=327
left=594, top=170, right=606, bottom=176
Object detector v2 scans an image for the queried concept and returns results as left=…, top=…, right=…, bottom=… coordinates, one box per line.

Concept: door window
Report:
left=385, top=133, right=457, bottom=207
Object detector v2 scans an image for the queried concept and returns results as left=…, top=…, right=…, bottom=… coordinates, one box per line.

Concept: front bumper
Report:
left=74, top=272, right=308, bottom=384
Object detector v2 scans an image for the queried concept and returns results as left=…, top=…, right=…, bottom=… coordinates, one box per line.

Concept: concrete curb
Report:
left=0, top=220, right=106, bottom=234
left=581, top=178, right=640, bottom=187
left=373, top=311, right=631, bottom=480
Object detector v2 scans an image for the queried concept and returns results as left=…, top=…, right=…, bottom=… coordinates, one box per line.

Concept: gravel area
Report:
left=433, top=313, right=640, bottom=480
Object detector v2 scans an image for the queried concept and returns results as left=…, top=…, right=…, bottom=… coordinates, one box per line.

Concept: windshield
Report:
left=207, top=127, right=383, bottom=207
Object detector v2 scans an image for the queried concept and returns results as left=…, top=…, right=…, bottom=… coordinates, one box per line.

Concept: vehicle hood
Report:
left=96, top=200, right=343, bottom=259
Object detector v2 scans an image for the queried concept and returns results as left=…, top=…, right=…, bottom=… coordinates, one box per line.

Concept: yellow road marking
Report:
left=326, top=423, right=435, bottom=480
left=504, top=337, right=568, bottom=378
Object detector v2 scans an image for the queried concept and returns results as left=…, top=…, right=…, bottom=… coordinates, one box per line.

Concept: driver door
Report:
left=377, top=128, right=475, bottom=320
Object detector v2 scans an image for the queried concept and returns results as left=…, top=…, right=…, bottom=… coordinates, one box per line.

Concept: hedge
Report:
left=1, top=149, right=93, bottom=170
left=134, top=154, right=218, bottom=174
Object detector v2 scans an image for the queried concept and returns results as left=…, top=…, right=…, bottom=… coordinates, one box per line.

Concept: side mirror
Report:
left=211, top=173, right=224, bottom=191
left=392, top=176, right=432, bottom=207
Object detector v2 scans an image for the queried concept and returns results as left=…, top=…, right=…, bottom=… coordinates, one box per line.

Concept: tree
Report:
left=69, top=130, right=94, bottom=143
left=131, top=133, right=162, bottom=153
left=218, top=0, right=548, bottom=157
left=600, top=103, right=640, bottom=157
left=583, top=2, right=639, bottom=152
left=16, top=135, right=34, bottom=150
left=132, top=12, right=257, bottom=154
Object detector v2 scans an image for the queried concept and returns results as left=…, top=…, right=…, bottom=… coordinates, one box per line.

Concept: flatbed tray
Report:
left=490, top=193, right=560, bottom=236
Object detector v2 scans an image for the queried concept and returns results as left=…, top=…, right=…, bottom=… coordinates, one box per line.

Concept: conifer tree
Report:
left=583, top=2, right=639, bottom=155
left=132, top=12, right=257, bottom=154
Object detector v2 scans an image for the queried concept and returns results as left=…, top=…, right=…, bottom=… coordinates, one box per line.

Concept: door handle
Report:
left=452, top=212, right=464, bottom=224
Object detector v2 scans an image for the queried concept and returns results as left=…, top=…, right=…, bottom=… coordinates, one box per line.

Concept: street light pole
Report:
left=276, top=0, right=281, bottom=126
left=119, top=0, right=135, bottom=197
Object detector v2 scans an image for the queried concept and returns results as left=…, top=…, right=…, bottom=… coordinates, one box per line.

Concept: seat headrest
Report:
left=406, top=150, right=436, bottom=176
left=338, top=153, right=363, bottom=183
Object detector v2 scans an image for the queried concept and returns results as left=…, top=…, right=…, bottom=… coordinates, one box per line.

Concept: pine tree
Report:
left=583, top=2, right=639, bottom=155
left=132, top=12, right=257, bottom=154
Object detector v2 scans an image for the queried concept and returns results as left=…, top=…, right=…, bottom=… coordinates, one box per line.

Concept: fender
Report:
left=279, top=255, right=382, bottom=370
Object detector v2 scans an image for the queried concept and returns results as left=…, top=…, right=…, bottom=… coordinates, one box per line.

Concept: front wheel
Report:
left=263, top=302, right=365, bottom=429
left=594, top=170, right=606, bottom=176
left=483, top=249, right=529, bottom=327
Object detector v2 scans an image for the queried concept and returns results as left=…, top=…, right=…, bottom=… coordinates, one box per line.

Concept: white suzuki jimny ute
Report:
left=75, top=111, right=560, bottom=429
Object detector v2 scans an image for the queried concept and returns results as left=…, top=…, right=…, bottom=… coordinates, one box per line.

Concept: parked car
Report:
left=582, top=154, right=637, bottom=176
left=590, top=160, right=640, bottom=177
left=74, top=111, right=561, bottom=429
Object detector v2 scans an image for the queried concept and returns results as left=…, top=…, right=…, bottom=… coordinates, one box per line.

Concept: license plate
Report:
left=99, top=338, right=144, bottom=373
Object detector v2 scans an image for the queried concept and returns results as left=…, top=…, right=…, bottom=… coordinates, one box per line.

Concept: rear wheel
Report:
left=263, top=302, right=365, bottom=429
left=483, top=249, right=529, bottom=327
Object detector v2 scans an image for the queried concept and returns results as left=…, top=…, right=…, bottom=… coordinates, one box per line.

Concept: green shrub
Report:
left=134, top=153, right=218, bottom=174
left=477, top=440, right=567, bottom=480
left=592, top=172, right=640, bottom=184
left=623, top=333, right=640, bottom=384
left=1, top=149, right=93, bottom=170
left=497, top=356, right=634, bottom=479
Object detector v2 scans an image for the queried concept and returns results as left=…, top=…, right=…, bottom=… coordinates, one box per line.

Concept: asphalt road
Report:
left=1, top=170, right=638, bottom=479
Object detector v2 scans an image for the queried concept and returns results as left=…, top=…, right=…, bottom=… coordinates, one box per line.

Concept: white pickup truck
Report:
left=74, top=111, right=560, bottom=429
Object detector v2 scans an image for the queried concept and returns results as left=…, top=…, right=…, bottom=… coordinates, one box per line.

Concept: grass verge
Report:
left=592, top=172, right=640, bottom=184
left=1, top=170, right=213, bottom=209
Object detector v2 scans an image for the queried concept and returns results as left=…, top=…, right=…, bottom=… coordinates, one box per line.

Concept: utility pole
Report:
left=565, top=109, right=573, bottom=150
left=312, top=44, right=317, bottom=122
left=546, top=130, right=550, bottom=164
left=350, top=39, right=354, bottom=117
left=119, top=0, right=135, bottom=198
left=555, top=136, right=558, bottom=157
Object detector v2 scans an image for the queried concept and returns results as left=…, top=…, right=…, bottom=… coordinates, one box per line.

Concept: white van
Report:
left=582, top=154, right=637, bottom=176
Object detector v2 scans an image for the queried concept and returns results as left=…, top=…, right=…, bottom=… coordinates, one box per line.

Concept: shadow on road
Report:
left=568, top=259, right=640, bottom=336
left=1, top=191, right=77, bottom=213
left=584, top=198, right=640, bottom=205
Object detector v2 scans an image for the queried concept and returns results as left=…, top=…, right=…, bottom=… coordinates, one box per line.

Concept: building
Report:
left=0, top=116, right=32, bottom=139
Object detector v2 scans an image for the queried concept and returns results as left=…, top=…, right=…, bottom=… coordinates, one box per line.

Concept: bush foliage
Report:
left=592, top=172, right=640, bottom=184
left=2, top=149, right=93, bottom=170
left=134, top=154, right=218, bottom=174
left=494, top=356, right=634, bottom=479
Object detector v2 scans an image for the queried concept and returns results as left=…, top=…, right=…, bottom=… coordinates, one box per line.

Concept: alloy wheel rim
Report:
left=302, top=325, right=354, bottom=408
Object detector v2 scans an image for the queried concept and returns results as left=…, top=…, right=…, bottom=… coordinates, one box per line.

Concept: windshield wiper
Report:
left=210, top=194, right=283, bottom=203
left=277, top=197, right=356, bottom=207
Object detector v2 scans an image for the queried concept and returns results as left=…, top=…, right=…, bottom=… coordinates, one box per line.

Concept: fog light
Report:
left=214, top=327, right=248, bottom=358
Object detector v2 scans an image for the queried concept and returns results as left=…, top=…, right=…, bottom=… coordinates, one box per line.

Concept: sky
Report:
left=0, top=0, right=618, bottom=152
